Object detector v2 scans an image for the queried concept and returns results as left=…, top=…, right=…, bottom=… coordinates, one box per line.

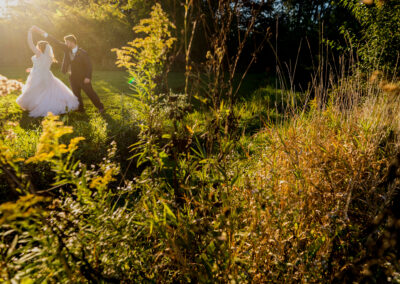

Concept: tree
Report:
left=339, top=0, right=400, bottom=73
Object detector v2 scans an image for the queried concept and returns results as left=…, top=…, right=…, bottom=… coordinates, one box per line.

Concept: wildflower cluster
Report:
left=0, top=75, right=23, bottom=96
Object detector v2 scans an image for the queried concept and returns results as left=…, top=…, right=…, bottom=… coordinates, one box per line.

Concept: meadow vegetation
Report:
left=1, top=0, right=400, bottom=283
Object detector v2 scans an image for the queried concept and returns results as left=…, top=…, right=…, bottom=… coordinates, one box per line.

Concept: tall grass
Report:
left=232, top=52, right=400, bottom=280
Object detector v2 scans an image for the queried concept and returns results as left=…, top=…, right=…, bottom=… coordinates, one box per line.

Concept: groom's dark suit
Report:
left=45, top=34, right=104, bottom=112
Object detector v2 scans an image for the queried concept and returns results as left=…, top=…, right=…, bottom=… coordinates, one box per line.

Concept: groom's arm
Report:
left=31, top=26, right=69, bottom=53
left=46, top=34, right=70, bottom=53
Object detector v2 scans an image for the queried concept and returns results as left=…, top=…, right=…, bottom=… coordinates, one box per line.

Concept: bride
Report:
left=16, top=27, right=79, bottom=117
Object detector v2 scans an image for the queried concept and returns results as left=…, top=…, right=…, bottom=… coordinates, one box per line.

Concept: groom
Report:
left=31, top=26, right=104, bottom=113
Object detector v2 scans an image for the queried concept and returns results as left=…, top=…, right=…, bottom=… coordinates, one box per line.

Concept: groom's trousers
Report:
left=69, top=77, right=104, bottom=112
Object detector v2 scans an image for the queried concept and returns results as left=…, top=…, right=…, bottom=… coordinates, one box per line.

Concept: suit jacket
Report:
left=46, top=34, right=93, bottom=83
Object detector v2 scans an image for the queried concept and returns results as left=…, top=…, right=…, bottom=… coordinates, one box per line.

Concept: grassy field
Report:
left=0, top=66, right=269, bottom=97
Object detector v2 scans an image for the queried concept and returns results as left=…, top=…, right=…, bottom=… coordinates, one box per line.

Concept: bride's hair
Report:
left=37, top=41, right=57, bottom=63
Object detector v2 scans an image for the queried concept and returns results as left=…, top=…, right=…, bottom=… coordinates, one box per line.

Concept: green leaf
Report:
left=162, top=202, right=176, bottom=221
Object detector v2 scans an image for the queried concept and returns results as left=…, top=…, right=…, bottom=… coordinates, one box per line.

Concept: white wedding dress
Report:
left=16, top=43, right=79, bottom=117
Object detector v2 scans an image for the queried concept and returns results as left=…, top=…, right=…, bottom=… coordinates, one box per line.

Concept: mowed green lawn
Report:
left=0, top=65, right=268, bottom=111
left=1, top=66, right=136, bottom=104
left=0, top=66, right=189, bottom=95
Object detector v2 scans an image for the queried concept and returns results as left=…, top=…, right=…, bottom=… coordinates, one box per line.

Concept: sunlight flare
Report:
left=0, top=0, right=18, bottom=18
left=0, top=0, right=19, bottom=8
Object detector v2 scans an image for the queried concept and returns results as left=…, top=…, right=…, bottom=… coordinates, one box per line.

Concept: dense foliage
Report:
left=340, top=0, right=400, bottom=73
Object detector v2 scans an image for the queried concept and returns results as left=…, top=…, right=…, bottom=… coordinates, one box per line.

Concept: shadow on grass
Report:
left=19, top=109, right=92, bottom=130
left=19, top=111, right=43, bottom=130
left=101, top=110, right=141, bottom=179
